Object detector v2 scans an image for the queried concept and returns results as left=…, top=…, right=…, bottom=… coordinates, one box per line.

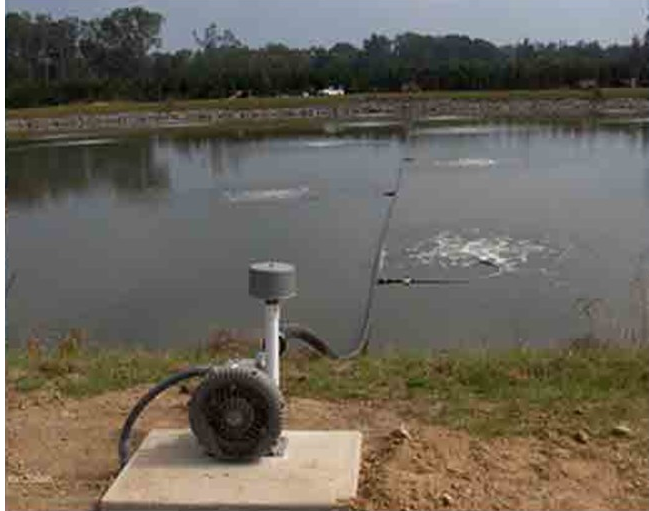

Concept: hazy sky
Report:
left=5, top=0, right=648, bottom=50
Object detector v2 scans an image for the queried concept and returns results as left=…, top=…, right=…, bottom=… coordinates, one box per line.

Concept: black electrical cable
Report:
left=117, top=366, right=209, bottom=469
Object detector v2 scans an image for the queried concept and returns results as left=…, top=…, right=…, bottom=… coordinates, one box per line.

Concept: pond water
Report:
left=6, top=121, right=649, bottom=351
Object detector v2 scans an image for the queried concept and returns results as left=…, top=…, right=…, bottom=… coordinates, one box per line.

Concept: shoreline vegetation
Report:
left=6, top=337, right=649, bottom=437
left=6, top=7, right=649, bottom=113
left=5, top=89, right=648, bottom=140
left=6, top=337, right=649, bottom=509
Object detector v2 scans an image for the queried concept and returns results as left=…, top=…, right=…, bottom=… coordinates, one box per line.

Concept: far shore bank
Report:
left=6, top=89, right=648, bottom=139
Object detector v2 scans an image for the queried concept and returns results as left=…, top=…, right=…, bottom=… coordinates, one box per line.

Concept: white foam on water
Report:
left=378, top=248, right=388, bottom=275
left=339, top=120, right=399, bottom=128
left=405, top=231, right=559, bottom=275
left=7, top=138, right=119, bottom=152
left=224, top=186, right=312, bottom=203
left=42, top=138, right=118, bottom=148
left=610, top=117, right=649, bottom=125
left=35, top=134, right=80, bottom=141
left=435, top=158, right=497, bottom=168
left=303, top=140, right=350, bottom=148
left=414, top=126, right=499, bottom=136
left=422, top=115, right=472, bottom=122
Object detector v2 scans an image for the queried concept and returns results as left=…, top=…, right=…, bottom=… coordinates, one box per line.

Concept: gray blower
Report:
left=118, top=262, right=296, bottom=466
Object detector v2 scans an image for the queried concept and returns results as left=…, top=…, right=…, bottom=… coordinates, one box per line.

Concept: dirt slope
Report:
left=6, top=386, right=648, bottom=510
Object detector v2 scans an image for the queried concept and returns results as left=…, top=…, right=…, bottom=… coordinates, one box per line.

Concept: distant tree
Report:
left=630, top=35, right=644, bottom=82
left=318, top=42, right=357, bottom=89
left=78, top=6, right=163, bottom=84
left=193, top=23, right=242, bottom=50
left=6, top=12, right=34, bottom=80
left=101, top=7, right=164, bottom=56
left=361, top=34, right=395, bottom=90
left=644, top=26, right=649, bottom=82
left=5, top=7, right=649, bottom=106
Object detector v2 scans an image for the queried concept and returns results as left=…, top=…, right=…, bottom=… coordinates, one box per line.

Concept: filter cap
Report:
left=249, top=262, right=297, bottom=301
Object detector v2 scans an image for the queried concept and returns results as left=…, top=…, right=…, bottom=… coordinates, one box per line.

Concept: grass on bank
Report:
left=6, top=88, right=647, bottom=120
left=6, top=336, right=649, bottom=438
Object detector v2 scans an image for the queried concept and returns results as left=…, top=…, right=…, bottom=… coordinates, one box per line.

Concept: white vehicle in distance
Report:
left=318, top=86, right=345, bottom=96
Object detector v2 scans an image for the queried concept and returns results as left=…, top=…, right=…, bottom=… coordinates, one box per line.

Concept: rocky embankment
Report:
left=6, top=97, right=648, bottom=135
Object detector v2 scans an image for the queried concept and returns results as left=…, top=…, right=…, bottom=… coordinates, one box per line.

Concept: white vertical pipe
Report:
left=264, top=301, right=281, bottom=385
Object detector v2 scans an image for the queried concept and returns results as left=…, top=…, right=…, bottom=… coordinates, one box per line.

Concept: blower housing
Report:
left=188, top=360, right=284, bottom=460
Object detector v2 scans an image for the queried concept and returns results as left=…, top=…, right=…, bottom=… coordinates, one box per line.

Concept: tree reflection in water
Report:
left=6, top=139, right=170, bottom=207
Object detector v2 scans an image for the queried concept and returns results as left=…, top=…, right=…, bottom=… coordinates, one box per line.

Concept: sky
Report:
left=4, top=0, right=648, bottom=50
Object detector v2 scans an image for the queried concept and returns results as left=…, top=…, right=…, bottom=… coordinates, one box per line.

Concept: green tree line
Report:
left=6, top=7, right=649, bottom=107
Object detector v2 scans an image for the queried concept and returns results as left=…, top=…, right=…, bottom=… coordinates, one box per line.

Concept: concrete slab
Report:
left=101, top=429, right=362, bottom=511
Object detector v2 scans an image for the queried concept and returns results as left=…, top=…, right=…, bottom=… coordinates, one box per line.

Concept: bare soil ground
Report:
left=6, top=384, right=648, bottom=511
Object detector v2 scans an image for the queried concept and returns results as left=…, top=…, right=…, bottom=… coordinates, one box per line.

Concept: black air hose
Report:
left=279, top=136, right=410, bottom=359
left=118, top=366, right=209, bottom=468
left=278, top=174, right=399, bottom=359
left=281, top=324, right=367, bottom=359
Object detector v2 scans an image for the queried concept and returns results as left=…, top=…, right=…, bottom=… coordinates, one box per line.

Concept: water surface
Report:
left=6, top=122, right=648, bottom=350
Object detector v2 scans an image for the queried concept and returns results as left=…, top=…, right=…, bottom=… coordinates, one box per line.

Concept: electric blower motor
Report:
left=119, top=261, right=365, bottom=467
left=188, top=360, right=284, bottom=460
